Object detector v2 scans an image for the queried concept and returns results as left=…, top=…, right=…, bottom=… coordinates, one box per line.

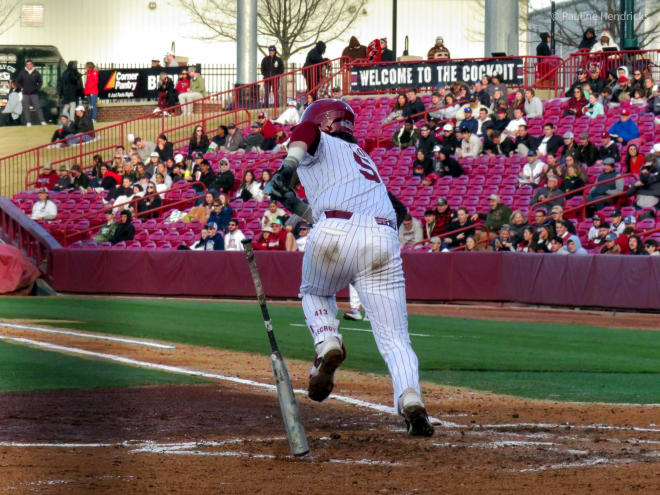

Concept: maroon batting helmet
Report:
left=300, top=98, right=355, bottom=135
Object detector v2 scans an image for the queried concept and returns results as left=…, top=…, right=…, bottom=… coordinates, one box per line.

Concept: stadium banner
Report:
left=98, top=67, right=181, bottom=100
left=350, top=58, right=524, bottom=92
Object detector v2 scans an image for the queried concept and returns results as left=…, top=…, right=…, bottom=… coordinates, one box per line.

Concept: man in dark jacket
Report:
left=58, top=61, right=82, bottom=120
left=443, top=207, right=474, bottom=248
left=14, top=59, right=46, bottom=125
left=598, top=131, right=621, bottom=162
left=536, top=123, right=563, bottom=157
left=586, top=158, right=624, bottom=208
left=214, top=158, right=235, bottom=194
left=69, top=164, right=90, bottom=190
left=433, top=146, right=464, bottom=177
left=514, top=125, right=538, bottom=155
left=110, top=210, right=135, bottom=245
left=587, top=65, right=605, bottom=94
left=402, top=88, right=425, bottom=121
left=303, top=41, right=327, bottom=94
left=536, top=32, right=552, bottom=56
left=155, top=134, right=174, bottom=163
left=564, top=68, right=589, bottom=97
left=342, top=36, right=367, bottom=61
left=261, top=45, right=284, bottom=106
left=578, top=28, right=597, bottom=50
left=416, top=123, right=437, bottom=156
left=67, top=105, right=94, bottom=144
left=483, top=131, right=516, bottom=156
left=380, top=38, right=395, bottom=61
left=627, top=162, right=660, bottom=209
left=575, top=132, right=598, bottom=166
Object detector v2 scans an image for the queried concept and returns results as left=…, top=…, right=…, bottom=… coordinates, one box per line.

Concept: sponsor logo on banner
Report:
left=350, top=58, right=524, bottom=92
left=98, top=67, right=181, bottom=100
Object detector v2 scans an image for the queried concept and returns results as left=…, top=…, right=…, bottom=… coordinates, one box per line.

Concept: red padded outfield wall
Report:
left=51, top=250, right=660, bottom=310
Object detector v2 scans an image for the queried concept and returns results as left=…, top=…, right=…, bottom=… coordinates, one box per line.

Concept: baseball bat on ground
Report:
left=241, top=239, right=310, bottom=457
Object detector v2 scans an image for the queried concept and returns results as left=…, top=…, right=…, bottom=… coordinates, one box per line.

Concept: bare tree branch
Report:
left=175, top=0, right=366, bottom=65
left=0, top=0, right=20, bottom=37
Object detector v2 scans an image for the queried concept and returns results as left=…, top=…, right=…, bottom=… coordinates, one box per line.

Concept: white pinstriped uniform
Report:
left=297, top=132, right=421, bottom=407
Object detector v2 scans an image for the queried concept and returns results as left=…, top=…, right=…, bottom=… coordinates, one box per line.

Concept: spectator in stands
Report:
left=416, top=123, right=438, bottom=156
left=457, top=106, right=478, bottom=134
left=207, top=194, right=232, bottom=232
left=457, top=124, right=482, bottom=158
left=490, top=74, right=508, bottom=97
left=422, top=209, right=436, bottom=240
left=179, top=65, right=206, bottom=116
left=627, top=161, right=660, bottom=209
left=492, top=108, right=510, bottom=133
left=598, top=131, right=620, bottom=162
left=262, top=200, right=286, bottom=229
left=36, top=163, right=58, bottom=190
left=342, top=36, right=367, bottom=61
left=608, top=108, right=639, bottom=145
left=613, top=76, right=632, bottom=103
left=65, top=105, right=94, bottom=145
left=587, top=214, right=602, bottom=242
left=607, top=209, right=625, bottom=235
left=599, top=232, right=621, bottom=254
left=578, top=28, right=597, bottom=50
left=631, top=87, right=647, bottom=105
left=303, top=41, right=328, bottom=94
left=392, top=118, right=419, bottom=149
left=110, top=210, right=135, bottom=245
left=30, top=188, right=57, bottom=221
left=107, top=176, right=132, bottom=202
left=214, top=158, right=235, bottom=194
left=536, top=32, right=552, bottom=56
left=222, top=219, right=246, bottom=251
left=560, top=131, right=578, bottom=162
left=154, top=134, right=174, bottom=163
left=565, top=87, right=588, bottom=116
left=188, top=227, right=210, bottom=250
left=261, top=45, right=284, bottom=106
left=627, top=234, right=643, bottom=255
left=490, top=89, right=507, bottom=114
left=222, top=123, right=243, bottom=153
left=490, top=225, right=515, bottom=252
left=510, top=91, right=525, bottom=114
left=561, top=162, right=586, bottom=197
left=444, top=207, right=474, bottom=249
left=257, top=112, right=277, bottom=151
left=587, top=158, right=624, bottom=209
left=532, top=174, right=564, bottom=208
left=456, top=95, right=486, bottom=123
left=509, top=210, right=530, bottom=245
left=624, top=143, right=645, bottom=175
left=502, top=108, right=526, bottom=142
left=515, top=226, right=534, bottom=252
left=591, top=30, right=619, bottom=52
left=433, top=146, right=463, bottom=178
left=432, top=198, right=453, bottom=236
left=473, top=81, right=491, bottom=107
left=156, top=73, right=178, bottom=115
left=242, top=122, right=265, bottom=151
left=550, top=206, right=577, bottom=234
left=476, top=108, right=493, bottom=139
left=189, top=125, right=210, bottom=155
left=532, top=207, right=550, bottom=230
left=295, top=223, right=311, bottom=251
left=68, top=164, right=89, bottom=190
left=92, top=210, right=117, bottom=244
left=513, top=124, right=537, bottom=157
left=134, top=136, right=156, bottom=162
left=145, top=152, right=160, bottom=177
left=438, top=94, right=460, bottom=122
left=412, top=150, right=433, bottom=176
left=270, top=220, right=288, bottom=250
left=472, top=194, right=512, bottom=234
left=138, top=183, right=162, bottom=218
left=203, top=222, right=225, bottom=250
left=522, top=88, right=542, bottom=118
left=274, top=99, right=301, bottom=125
left=601, top=85, right=615, bottom=106
left=384, top=94, right=408, bottom=123
left=197, top=160, right=216, bottom=194
left=587, top=65, right=605, bottom=94
left=399, top=213, right=423, bottom=248
left=519, top=149, right=545, bottom=186
left=175, top=68, right=190, bottom=96
left=81, top=62, right=98, bottom=123
left=584, top=93, right=605, bottom=120
left=236, top=169, right=263, bottom=201
left=586, top=221, right=610, bottom=249
left=535, top=123, right=562, bottom=157
left=644, top=239, right=659, bottom=255
left=427, top=36, right=451, bottom=59
left=401, top=89, right=425, bottom=121
left=438, top=123, right=459, bottom=154
left=564, top=68, right=589, bottom=98
left=15, top=59, right=46, bottom=126
left=483, top=131, right=515, bottom=156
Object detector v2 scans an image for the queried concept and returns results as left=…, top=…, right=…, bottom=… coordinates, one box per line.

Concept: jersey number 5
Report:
left=353, top=148, right=381, bottom=183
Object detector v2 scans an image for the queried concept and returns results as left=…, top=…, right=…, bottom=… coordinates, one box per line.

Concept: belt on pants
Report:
left=324, top=210, right=396, bottom=231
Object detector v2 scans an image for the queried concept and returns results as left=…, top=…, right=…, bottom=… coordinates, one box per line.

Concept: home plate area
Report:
left=1, top=378, right=659, bottom=493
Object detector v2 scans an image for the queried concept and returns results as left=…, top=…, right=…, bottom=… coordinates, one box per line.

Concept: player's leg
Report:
left=353, top=228, right=433, bottom=436
left=343, top=284, right=363, bottom=320
left=299, top=221, right=358, bottom=401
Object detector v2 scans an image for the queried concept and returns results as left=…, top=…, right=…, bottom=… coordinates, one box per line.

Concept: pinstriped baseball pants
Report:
left=299, top=213, right=421, bottom=406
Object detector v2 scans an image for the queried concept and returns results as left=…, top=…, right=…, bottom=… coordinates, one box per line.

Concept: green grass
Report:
left=1, top=296, right=659, bottom=403
left=0, top=339, right=205, bottom=393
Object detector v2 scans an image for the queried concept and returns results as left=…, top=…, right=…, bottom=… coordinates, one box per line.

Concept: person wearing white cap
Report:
left=151, top=56, right=162, bottom=68
left=31, top=188, right=58, bottom=221
left=427, top=36, right=450, bottom=60
left=66, top=104, right=94, bottom=145
left=274, top=98, right=301, bottom=125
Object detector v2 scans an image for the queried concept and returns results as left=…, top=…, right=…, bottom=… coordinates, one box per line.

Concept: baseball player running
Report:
left=265, top=99, right=433, bottom=436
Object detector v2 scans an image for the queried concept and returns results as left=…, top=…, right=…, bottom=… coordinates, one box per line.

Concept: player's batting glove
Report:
left=265, top=158, right=297, bottom=197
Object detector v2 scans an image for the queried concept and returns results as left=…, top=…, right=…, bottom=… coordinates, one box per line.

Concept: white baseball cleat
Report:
left=343, top=309, right=363, bottom=321
left=308, top=336, right=346, bottom=402
left=398, top=387, right=434, bottom=437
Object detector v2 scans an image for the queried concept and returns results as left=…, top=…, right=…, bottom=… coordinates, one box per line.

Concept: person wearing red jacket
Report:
left=35, top=164, right=58, bottom=190
left=84, top=62, right=99, bottom=122
left=256, top=112, right=277, bottom=151
left=624, top=143, right=645, bottom=176
left=564, top=87, right=588, bottom=117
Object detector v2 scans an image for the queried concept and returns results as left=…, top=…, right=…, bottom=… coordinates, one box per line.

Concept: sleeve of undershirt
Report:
left=289, top=121, right=321, bottom=155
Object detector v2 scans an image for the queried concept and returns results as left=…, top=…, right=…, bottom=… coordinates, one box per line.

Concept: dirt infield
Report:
left=0, top=307, right=659, bottom=494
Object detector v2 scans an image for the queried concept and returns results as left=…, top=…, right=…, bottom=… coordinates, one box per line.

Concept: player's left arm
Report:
left=388, top=191, right=408, bottom=228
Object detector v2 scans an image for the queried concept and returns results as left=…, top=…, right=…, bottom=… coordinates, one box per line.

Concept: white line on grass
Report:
left=289, top=323, right=431, bottom=338
left=0, top=322, right=176, bottom=350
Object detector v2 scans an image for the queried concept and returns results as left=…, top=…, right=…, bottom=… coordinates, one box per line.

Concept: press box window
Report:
left=21, top=4, right=44, bottom=27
